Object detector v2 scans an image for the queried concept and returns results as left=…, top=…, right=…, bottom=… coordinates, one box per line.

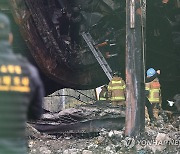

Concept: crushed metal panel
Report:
left=34, top=117, right=125, bottom=134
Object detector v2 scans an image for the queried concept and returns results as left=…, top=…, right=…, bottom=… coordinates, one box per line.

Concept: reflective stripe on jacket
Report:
left=108, top=76, right=126, bottom=101
left=99, top=90, right=108, bottom=100
left=145, top=78, right=161, bottom=103
left=99, top=97, right=106, bottom=100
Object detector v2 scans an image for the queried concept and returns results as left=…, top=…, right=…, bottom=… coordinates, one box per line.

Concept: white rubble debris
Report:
left=82, top=150, right=93, bottom=154
left=39, top=147, right=52, bottom=154
left=63, top=148, right=79, bottom=154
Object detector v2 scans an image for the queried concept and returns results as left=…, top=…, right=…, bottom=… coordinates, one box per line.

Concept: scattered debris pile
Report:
left=27, top=104, right=179, bottom=154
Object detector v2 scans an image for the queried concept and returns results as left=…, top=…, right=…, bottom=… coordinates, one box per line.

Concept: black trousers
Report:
left=145, top=97, right=154, bottom=121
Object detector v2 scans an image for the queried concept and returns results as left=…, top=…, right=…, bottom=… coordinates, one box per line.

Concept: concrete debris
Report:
left=96, top=136, right=105, bottom=144
left=41, top=106, right=124, bottom=123
left=63, top=148, right=79, bottom=154
left=39, top=147, right=52, bottom=154
left=156, top=133, right=170, bottom=142
left=57, top=108, right=84, bottom=117
left=87, top=143, right=98, bottom=150
left=145, top=133, right=171, bottom=153
left=82, top=150, right=93, bottom=154
left=28, top=104, right=179, bottom=154
left=108, top=130, right=124, bottom=138
left=105, top=145, right=116, bottom=153
left=28, top=122, right=180, bottom=153
left=26, top=123, right=41, bottom=139
left=42, top=108, right=85, bottom=121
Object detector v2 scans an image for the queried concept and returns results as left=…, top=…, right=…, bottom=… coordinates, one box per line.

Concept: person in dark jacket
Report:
left=99, top=85, right=108, bottom=101
left=58, top=8, right=70, bottom=36
left=0, top=12, right=44, bottom=154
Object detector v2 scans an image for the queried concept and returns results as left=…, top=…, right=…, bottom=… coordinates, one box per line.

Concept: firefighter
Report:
left=108, top=72, right=126, bottom=108
left=145, top=68, right=161, bottom=119
left=99, top=85, right=108, bottom=101
left=69, top=6, right=83, bottom=48
left=58, top=8, right=70, bottom=36
left=0, top=13, right=44, bottom=154
left=145, top=69, right=160, bottom=123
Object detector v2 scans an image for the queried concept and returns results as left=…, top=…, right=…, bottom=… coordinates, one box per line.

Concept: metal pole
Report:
left=62, top=89, right=66, bottom=109
left=125, top=0, right=145, bottom=136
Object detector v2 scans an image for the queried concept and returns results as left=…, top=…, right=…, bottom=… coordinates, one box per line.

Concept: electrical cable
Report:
left=47, top=94, right=89, bottom=104
left=75, top=90, right=97, bottom=101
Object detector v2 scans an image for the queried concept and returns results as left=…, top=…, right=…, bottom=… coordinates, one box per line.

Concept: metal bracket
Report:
left=130, top=0, right=135, bottom=28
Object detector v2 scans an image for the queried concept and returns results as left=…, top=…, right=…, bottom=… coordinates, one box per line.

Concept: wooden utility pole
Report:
left=125, top=0, right=146, bottom=136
